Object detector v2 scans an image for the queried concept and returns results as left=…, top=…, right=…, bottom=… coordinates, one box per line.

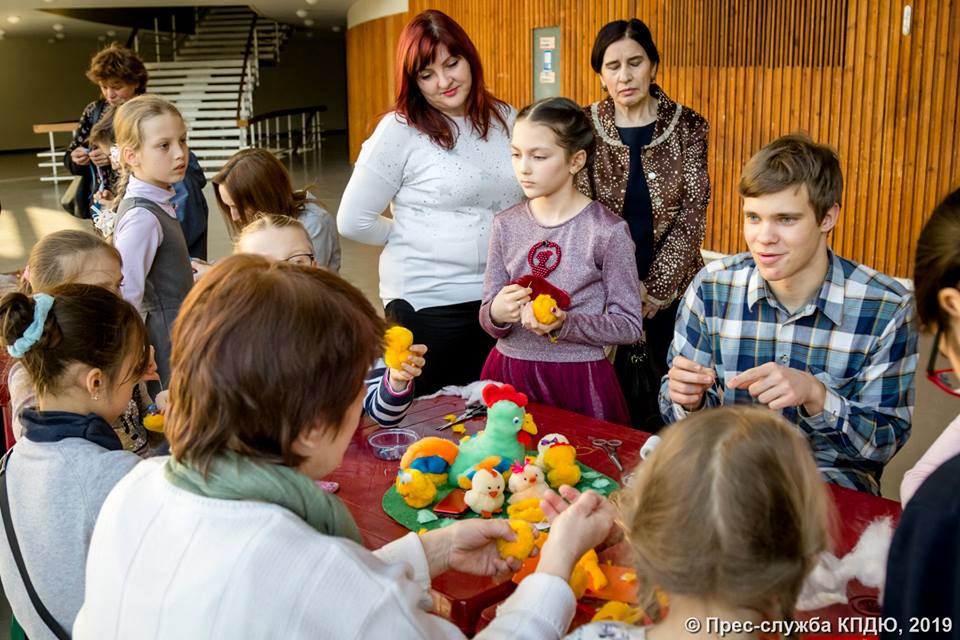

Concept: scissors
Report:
left=590, top=437, right=623, bottom=472
left=435, top=404, right=487, bottom=431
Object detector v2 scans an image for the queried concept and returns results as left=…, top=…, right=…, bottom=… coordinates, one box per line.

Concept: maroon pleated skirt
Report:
left=480, top=349, right=631, bottom=426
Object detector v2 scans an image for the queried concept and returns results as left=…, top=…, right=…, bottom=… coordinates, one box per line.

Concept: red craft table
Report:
left=327, top=395, right=650, bottom=635
left=329, top=395, right=901, bottom=638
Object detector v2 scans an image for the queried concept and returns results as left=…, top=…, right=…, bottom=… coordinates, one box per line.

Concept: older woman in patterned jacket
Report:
left=578, top=18, right=710, bottom=428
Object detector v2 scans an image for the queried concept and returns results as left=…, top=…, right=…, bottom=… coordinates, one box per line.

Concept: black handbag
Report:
left=613, top=338, right=666, bottom=432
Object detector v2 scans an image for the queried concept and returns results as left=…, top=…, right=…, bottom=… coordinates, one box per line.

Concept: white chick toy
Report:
left=507, top=462, right=548, bottom=505
left=465, top=468, right=505, bottom=517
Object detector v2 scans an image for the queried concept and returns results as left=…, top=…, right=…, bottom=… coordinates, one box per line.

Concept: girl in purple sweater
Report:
left=479, top=97, right=644, bottom=424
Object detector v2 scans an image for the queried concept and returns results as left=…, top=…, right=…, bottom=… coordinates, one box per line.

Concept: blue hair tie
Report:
left=7, top=293, right=54, bottom=359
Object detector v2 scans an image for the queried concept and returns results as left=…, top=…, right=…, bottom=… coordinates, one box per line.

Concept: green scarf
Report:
left=165, top=451, right=362, bottom=544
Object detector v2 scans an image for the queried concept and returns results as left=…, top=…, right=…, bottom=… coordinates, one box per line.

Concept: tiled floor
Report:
left=0, top=133, right=958, bottom=635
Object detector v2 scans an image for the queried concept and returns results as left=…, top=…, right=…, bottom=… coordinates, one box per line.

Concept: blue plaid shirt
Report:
left=659, top=251, right=918, bottom=494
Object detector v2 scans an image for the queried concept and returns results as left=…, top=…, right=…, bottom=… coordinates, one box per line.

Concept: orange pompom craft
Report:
left=384, top=326, right=414, bottom=370
left=532, top=294, right=558, bottom=324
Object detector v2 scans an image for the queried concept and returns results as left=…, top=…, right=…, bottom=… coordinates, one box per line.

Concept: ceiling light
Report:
left=305, top=0, right=318, bottom=4
left=295, top=9, right=308, bottom=18
left=52, top=23, right=64, bottom=32
left=304, top=18, right=314, bottom=27
left=6, top=16, right=21, bottom=24
left=48, top=38, right=55, bottom=43
left=332, top=25, right=341, bottom=32
left=106, top=29, right=116, bottom=37
left=55, top=32, right=65, bottom=39
left=44, top=0, right=55, bottom=3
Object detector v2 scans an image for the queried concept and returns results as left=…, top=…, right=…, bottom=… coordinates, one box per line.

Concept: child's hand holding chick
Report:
left=520, top=299, right=566, bottom=337
left=387, top=343, right=428, bottom=393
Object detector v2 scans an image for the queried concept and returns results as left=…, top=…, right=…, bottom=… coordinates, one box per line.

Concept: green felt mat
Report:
left=382, top=461, right=620, bottom=532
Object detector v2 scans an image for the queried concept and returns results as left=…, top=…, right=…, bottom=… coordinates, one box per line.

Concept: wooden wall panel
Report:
left=346, top=0, right=960, bottom=277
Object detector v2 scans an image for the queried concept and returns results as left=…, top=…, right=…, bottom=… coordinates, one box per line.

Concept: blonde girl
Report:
left=112, top=94, right=194, bottom=389
left=9, top=230, right=154, bottom=453
left=565, top=406, right=832, bottom=639
left=235, top=214, right=426, bottom=427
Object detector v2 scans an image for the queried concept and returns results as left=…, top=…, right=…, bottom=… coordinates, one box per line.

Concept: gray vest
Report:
left=115, top=197, right=194, bottom=388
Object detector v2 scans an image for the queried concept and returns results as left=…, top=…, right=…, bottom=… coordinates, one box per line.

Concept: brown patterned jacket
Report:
left=577, top=86, right=710, bottom=308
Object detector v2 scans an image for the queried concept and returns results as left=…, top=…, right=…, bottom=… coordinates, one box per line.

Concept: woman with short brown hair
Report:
left=75, top=254, right=614, bottom=638
left=63, top=43, right=148, bottom=218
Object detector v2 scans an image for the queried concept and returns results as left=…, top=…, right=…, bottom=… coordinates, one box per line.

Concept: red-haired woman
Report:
left=338, top=10, right=522, bottom=396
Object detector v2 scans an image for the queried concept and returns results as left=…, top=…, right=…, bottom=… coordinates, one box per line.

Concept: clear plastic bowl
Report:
left=367, top=428, right=418, bottom=461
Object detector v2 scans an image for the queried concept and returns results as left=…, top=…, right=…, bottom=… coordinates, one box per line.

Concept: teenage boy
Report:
left=659, top=133, right=917, bottom=494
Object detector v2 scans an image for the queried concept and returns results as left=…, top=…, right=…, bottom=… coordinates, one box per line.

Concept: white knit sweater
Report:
left=338, top=109, right=523, bottom=311
left=73, top=458, right=575, bottom=639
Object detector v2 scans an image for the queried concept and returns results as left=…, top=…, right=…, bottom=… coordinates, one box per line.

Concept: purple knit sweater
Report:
left=479, top=200, right=644, bottom=363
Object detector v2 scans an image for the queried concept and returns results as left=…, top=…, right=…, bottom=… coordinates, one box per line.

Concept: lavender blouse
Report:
left=479, top=200, right=644, bottom=363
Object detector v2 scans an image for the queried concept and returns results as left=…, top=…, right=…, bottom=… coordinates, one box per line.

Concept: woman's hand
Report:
left=387, top=344, right=428, bottom=392
left=419, top=519, right=528, bottom=579
left=88, top=147, right=111, bottom=168
left=70, top=146, right=91, bottom=166
left=642, top=301, right=661, bottom=319
left=537, top=489, right=617, bottom=581
left=541, top=485, right=623, bottom=550
left=520, top=302, right=566, bottom=336
left=490, top=285, right=532, bottom=325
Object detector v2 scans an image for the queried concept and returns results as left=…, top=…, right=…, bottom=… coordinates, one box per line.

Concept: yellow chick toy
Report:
left=384, top=326, right=414, bottom=370
left=532, top=294, right=558, bottom=325
left=142, top=403, right=164, bottom=433
left=464, top=468, right=505, bottom=517
left=142, top=414, right=165, bottom=433
left=591, top=601, right=643, bottom=624
left=395, top=469, right=437, bottom=508
left=496, top=520, right=536, bottom=562
left=541, top=443, right=582, bottom=488
left=506, top=497, right=545, bottom=523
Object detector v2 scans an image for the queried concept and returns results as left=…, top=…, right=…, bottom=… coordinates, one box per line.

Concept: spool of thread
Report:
left=639, top=435, right=662, bottom=460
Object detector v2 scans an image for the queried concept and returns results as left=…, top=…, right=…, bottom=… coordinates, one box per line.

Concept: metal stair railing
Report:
left=238, top=105, right=327, bottom=158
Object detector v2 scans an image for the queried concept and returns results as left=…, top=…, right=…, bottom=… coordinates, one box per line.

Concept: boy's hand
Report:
left=667, top=355, right=716, bottom=410
left=729, top=363, right=826, bottom=414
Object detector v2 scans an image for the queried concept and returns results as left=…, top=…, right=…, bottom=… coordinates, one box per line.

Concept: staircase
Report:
left=177, top=6, right=290, bottom=65
left=142, top=7, right=293, bottom=174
